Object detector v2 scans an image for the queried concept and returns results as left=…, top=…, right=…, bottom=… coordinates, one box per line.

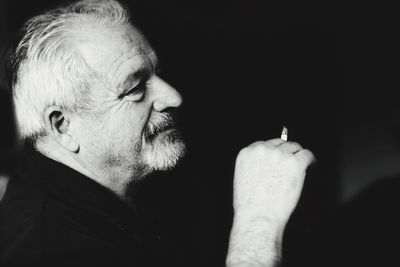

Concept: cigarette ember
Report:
left=281, top=126, right=288, bottom=141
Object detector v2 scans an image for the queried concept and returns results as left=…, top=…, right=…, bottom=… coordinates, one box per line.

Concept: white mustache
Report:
left=144, top=112, right=175, bottom=138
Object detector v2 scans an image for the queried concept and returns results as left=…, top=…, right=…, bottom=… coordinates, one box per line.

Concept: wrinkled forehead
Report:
left=75, top=23, right=157, bottom=77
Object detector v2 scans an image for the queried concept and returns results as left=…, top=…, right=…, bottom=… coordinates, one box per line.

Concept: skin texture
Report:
left=38, top=23, right=185, bottom=202
left=32, top=16, right=314, bottom=267
left=227, top=139, right=315, bottom=267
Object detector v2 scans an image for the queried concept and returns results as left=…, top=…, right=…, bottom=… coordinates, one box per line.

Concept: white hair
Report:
left=9, top=0, right=130, bottom=142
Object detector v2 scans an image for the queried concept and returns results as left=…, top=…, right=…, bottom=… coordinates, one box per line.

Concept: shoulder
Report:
left=0, top=175, right=46, bottom=234
left=0, top=176, right=47, bottom=263
left=0, top=177, right=133, bottom=265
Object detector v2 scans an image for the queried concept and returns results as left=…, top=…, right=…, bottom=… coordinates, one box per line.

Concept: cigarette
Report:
left=281, top=126, right=288, bottom=141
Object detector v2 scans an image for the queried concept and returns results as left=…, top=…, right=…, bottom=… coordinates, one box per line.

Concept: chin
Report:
left=142, top=129, right=186, bottom=171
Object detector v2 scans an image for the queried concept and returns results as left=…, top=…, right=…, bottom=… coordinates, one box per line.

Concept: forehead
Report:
left=75, top=23, right=156, bottom=77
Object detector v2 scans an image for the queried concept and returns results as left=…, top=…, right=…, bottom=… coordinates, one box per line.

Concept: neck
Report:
left=35, top=139, right=138, bottom=206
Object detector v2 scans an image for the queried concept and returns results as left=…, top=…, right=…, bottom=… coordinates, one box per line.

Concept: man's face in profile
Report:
left=71, top=22, right=185, bottom=182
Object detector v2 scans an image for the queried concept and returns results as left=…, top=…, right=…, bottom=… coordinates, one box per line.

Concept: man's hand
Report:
left=226, top=138, right=315, bottom=267
left=233, top=138, right=315, bottom=226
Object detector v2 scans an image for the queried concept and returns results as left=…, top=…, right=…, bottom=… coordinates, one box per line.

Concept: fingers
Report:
left=247, top=138, right=285, bottom=149
left=278, top=141, right=303, bottom=154
left=279, top=141, right=316, bottom=168
left=266, top=138, right=286, bottom=146
left=246, top=139, right=316, bottom=167
left=295, top=149, right=316, bottom=167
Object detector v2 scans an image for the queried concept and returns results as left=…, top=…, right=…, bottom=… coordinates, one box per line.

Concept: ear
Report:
left=43, top=106, right=79, bottom=153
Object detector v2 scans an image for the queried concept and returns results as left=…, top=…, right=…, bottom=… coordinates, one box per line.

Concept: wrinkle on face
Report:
left=70, top=22, right=183, bottom=190
left=109, top=49, right=158, bottom=94
left=107, top=50, right=144, bottom=93
left=75, top=23, right=157, bottom=116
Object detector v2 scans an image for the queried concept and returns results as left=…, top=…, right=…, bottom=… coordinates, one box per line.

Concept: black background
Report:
left=0, top=1, right=398, bottom=266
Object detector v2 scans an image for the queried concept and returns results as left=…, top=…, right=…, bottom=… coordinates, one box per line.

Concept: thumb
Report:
left=295, top=149, right=316, bottom=167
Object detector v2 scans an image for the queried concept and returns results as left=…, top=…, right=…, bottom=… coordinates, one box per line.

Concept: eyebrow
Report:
left=119, top=53, right=159, bottom=92
left=121, top=67, right=151, bottom=92
left=133, top=68, right=151, bottom=82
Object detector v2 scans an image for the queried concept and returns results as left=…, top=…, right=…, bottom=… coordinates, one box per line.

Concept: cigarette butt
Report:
left=281, top=126, right=288, bottom=141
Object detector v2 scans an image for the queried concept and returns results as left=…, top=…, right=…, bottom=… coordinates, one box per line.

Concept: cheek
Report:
left=104, top=102, right=149, bottom=142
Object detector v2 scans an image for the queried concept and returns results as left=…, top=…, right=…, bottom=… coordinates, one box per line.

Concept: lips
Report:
left=143, top=110, right=181, bottom=143
left=144, top=120, right=175, bottom=141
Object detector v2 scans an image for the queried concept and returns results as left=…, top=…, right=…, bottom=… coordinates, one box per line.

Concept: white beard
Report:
left=142, top=128, right=186, bottom=171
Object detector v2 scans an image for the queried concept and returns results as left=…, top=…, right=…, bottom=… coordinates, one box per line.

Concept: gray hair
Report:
left=8, top=0, right=130, bottom=142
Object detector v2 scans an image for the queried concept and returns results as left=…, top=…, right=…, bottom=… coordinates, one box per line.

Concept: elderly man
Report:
left=0, top=0, right=314, bottom=266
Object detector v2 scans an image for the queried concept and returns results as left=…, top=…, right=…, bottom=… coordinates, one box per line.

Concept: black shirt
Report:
left=0, top=147, right=178, bottom=266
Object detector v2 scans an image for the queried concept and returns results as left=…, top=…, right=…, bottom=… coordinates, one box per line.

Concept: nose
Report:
left=150, top=75, right=182, bottom=112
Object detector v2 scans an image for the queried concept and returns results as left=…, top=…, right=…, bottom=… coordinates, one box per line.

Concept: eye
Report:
left=124, top=81, right=147, bottom=102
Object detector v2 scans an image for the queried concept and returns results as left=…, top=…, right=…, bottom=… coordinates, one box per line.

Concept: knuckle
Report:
left=252, top=144, right=268, bottom=154
left=247, top=141, right=265, bottom=149
left=237, top=147, right=250, bottom=159
left=287, top=141, right=301, bottom=148
left=238, top=143, right=272, bottom=159
left=239, top=146, right=249, bottom=154
left=264, top=139, right=280, bottom=148
left=254, top=143, right=280, bottom=158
